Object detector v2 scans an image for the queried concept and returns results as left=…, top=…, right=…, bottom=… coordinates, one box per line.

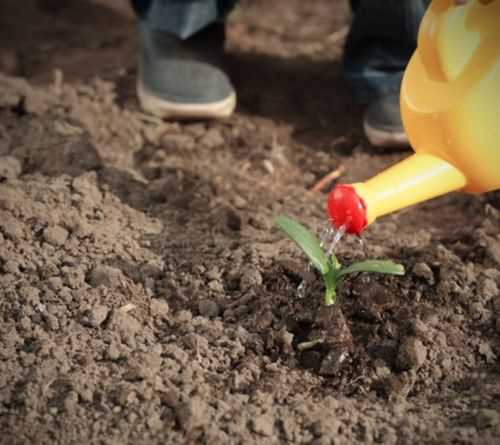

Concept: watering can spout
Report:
left=327, top=0, right=500, bottom=234
left=328, top=154, right=467, bottom=234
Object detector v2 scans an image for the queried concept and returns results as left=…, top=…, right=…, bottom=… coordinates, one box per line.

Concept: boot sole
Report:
left=363, top=120, right=409, bottom=148
left=137, top=79, right=236, bottom=120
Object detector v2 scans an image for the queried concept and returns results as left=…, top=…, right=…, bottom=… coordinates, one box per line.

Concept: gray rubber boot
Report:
left=363, top=93, right=409, bottom=148
left=137, top=23, right=236, bottom=120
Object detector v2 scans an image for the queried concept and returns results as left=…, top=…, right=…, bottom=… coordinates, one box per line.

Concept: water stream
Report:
left=295, top=224, right=348, bottom=299
left=320, top=224, right=347, bottom=257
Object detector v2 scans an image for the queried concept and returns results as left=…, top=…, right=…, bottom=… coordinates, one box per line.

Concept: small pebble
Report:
left=47, top=277, right=63, bottom=291
left=412, top=262, right=434, bottom=282
left=232, top=195, right=247, bottom=209
left=480, top=278, right=498, bottom=301
left=160, top=133, right=195, bottom=151
left=251, top=415, right=274, bottom=437
left=476, top=409, right=500, bottom=429
left=43, top=313, right=60, bottom=331
left=199, top=128, right=224, bottom=149
left=43, top=225, right=69, bottom=247
left=319, top=347, right=349, bottom=376
left=205, top=267, right=221, bottom=281
left=106, top=343, right=121, bottom=361
left=239, top=268, right=263, bottom=291
left=208, top=280, right=224, bottom=293
left=150, top=299, right=170, bottom=317
left=410, top=318, right=429, bottom=338
left=81, top=305, right=110, bottom=328
left=0, top=156, right=22, bottom=180
left=198, top=299, right=220, bottom=318
left=89, top=265, right=124, bottom=288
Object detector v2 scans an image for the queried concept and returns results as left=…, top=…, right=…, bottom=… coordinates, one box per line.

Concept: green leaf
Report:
left=337, top=260, right=405, bottom=278
left=275, top=216, right=329, bottom=275
left=330, top=253, right=342, bottom=272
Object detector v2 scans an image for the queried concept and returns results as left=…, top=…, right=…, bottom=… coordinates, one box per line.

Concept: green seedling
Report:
left=276, top=215, right=405, bottom=306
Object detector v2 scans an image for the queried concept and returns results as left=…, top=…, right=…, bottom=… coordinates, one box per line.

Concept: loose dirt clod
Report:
left=80, top=304, right=110, bottom=327
left=150, top=299, right=170, bottom=317
left=0, top=155, right=21, bottom=179
left=412, top=262, right=434, bottom=283
left=251, top=415, right=275, bottom=437
left=397, top=337, right=427, bottom=370
left=88, top=265, right=125, bottom=288
left=198, top=299, right=221, bottom=318
left=42, top=225, right=69, bottom=247
left=239, top=267, right=263, bottom=291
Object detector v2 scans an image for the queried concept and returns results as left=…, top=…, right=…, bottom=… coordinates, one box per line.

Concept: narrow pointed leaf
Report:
left=337, top=260, right=405, bottom=278
left=330, top=254, right=342, bottom=272
left=275, top=216, right=329, bottom=275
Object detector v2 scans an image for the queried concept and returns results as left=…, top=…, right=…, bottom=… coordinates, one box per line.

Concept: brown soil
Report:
left=1, top=1, right=500, bottom=444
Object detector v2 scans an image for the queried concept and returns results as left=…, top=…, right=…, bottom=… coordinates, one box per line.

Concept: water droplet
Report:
left=319, top=226, right=335, bottom=249
left=297, top=280, right=307, bottom=299
left=319, top=224, right=347, bottom=257
left=356, top=235, right=366, bottom=253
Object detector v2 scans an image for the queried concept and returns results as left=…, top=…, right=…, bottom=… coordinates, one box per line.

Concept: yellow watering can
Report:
left=327, top=0, right=500, bottom=234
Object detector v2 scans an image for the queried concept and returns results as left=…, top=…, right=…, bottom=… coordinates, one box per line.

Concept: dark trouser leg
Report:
left=343, top=0, right=430, bottom=102
left=130, top=0, right=237, bottom=39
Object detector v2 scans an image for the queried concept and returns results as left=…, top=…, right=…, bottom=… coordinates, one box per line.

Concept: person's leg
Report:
left=343, top=0, right=430, bottom=147
left=131, top=0, right=236, bottom=39
left=132, top=0, right=237, bottom=119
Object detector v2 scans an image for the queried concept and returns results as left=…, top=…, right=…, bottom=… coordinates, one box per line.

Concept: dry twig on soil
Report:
left=310, top=164, right=345, bottom=192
